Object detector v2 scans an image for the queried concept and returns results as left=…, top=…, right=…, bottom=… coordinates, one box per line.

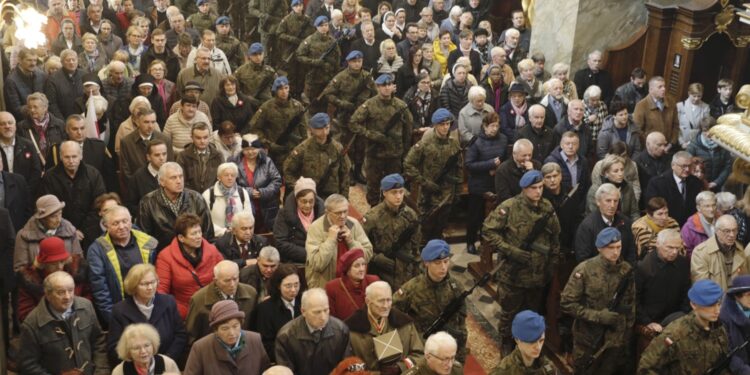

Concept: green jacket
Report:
left=351, top=95, right=413, bottom=159
left=492, top=348, right=558, bottom=374
left=283, top=136, right=351, bottom=198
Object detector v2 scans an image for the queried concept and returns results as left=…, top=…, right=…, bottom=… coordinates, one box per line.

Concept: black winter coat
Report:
left=439, top=78, right=469, bottom=118
left=465, top=131, right=508, bottom=194
left=273, top=193, right=325, bottom=263
left=575, top=209, right=636, bottom=265
left=0, top=136, right=42, bottom=194
left=253, top=295, right=301, bottom=363
left=4, top=68, right=48, bottom=120
left=39, top=164, right=106, bottom=230
left=44, top=67, right=84, bottom=120
left=137, top=188, right=215, bottom=250
left=17, top=114, right=67, bottom=158
left=210, top=93, right=255, bottom=129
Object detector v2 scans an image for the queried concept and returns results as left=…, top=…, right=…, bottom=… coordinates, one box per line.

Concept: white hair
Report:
left=157, top=161, right=182, bottom=182
left=716, top=192, right=737, bottom=212
left=216, top=162, right=238, bottom=178
left=512, top=138, right=533, bottom=153
left=231, top=211, right=255, bottom=229
left=583, top=85, right=602, bottom=102
left=449, top=5, right=462, bottom=17
left=656, top=228, right=682, bottom=246
left=595, top=183, right=621, bottom=201
left=102, top=205, right=130, bottom=226
left=129, top=96, right=151, bottom=113
left=716, top=214, right=738, bottom=230
left=365, top=281, right=392, bottom=299
left=213, top=260, right=239, bottom=278
left=259, top=246, right=280, bottom=263
left=301, top=288, right=328, bottom=310
left=468, top=86, right=487, bottom=101
left=505, top=28, right=520, bottom=38
left=425, top=331, right=457, bottom=356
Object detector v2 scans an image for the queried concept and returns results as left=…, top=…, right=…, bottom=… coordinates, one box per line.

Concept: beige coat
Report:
left=111, top=354, right=180, bottom=375
left=690, top=236, right=750, bottom=290
left=305, top=216, right=373, bottom=289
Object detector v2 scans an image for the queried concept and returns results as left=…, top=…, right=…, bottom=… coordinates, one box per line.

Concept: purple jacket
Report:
left=681, top=213, right=709, bottom=258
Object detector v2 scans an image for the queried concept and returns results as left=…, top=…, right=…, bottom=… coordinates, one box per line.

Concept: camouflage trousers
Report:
left=497, top=282, right=546, bottom=343
left=364, top=157, right=402, bottom=206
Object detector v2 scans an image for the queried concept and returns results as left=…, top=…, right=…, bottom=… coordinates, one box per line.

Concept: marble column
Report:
left=530, top=0, right=649, bottom=73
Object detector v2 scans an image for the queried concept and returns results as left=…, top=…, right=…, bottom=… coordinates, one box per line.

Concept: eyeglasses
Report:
left=429, top=353, right=456, bottom=363
left=347, top=363, right=366, bottom=371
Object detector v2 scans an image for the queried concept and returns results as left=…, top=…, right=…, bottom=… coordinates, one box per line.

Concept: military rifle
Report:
left=275, top=105, right=309, bottom=145
left=705, top=339, right=749, bottom=375
left=319, top=33, right=346, bottom=62
left=577, top=267, right=634, bottom=372
left=516, top=184, right=578, bottom=256
left=384, top=217, right=420, bottom=263
left=282, top=21, right=314, bottom=64
left=423, top=262, right=502, bottom=339
left=316, top=132, right=357, bottom=191
left=419, top=150, right=461, bottom=211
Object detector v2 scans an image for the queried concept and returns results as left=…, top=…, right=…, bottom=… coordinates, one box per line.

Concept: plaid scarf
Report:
left=159, top=188, right=183, bottom=217
left=32, top=113, right=50, bottom=153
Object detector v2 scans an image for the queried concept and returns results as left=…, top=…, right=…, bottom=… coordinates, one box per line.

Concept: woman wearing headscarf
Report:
left=131, top=73, right=166, bottom=125
left=325, top=249, right=380, bottom=321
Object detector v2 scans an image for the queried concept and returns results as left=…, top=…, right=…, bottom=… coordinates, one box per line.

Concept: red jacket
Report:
left=17, top=254, right=91, bottom=323
left=325, top=274, right=380, bottom=321
left=156, top=238, right=224, bottom=319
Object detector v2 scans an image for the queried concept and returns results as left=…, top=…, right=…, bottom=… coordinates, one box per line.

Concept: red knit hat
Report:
left=337, top=248, right=365, bottom=277
left=36, top=237, right=70, bottom=264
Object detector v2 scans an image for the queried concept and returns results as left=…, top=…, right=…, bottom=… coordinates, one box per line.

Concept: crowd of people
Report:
left=0, top=0, right=748, bottom=373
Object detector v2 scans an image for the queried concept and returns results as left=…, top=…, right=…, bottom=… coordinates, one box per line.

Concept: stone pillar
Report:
left=529, top=0, right=648, bottom=73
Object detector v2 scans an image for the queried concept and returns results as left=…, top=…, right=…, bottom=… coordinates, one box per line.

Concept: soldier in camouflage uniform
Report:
left=320, top=50, right=376, bottom=184
left=492, top=310, right=558, bottom=375
left=247, top=0, right=288, bottom=67
left=295, top=16, right=341, bottom=114
left=560, top=227, right=635, bottom=375
left=403, top=108, right=461, bottom=240
left=215, top=16, right=245, bottom=72
left=276, top=0, right=315, bottom=98
left=362, top=174, right=421, bottom=289
left=482, top=170, right=561, bottom=355
left=350, top=74, right=413, bottom=206
left=394, top=240, right=468, bottom=363
left=638, top=279, right=728, bottom=375
left=248, top=76, right=307, bottom=169
left=234, top=43, right=277, bottom=109
left=283, top=113, right=351, bottom=199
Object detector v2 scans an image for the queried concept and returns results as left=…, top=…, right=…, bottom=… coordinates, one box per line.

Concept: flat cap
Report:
left=595, top=227, right=622, bottom=248
left=183, top=81, right=204, bottom=92
left=519, top=170, right=543, bottom=189
left=512, top=310, right=546, bottom=343
left=421, top=239, right=452, bottom=262
left=688, top=279, right=723, bottom=306
left=309, top=113, right=330, bottom=129
left=380, top=173, right=404, bottom=191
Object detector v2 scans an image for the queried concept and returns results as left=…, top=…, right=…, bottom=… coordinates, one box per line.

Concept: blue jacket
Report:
left=686, top=135, right=733, bottom=188
left=719, top=295, right=750, bottom=375
left=87, top=230, right=158, bottom=324
left=232, top=151, right=282, bottom=230
left=108, top=294, right=187, bottom=366
left=465, top=131, right=508, bottom=194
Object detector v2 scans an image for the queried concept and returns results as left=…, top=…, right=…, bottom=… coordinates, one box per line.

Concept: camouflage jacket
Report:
left=403, top=134, right=462, bottom=207
left=491, top=348, right=558, bottom=374
left=482, top=193, right=561, bottom=287
left=296, top=31, right=341, bottom=83
left=249, top=97, right=307, bottom=164
left=216, top=33, right=244, bottom=72
left=277, top=12, right=315, bottom=60
left=283, top=136, right=351, bottom=198
left=350, top=95, right=413, bottom=159
left=234, top=61, right=276, bottom=106
left=363, top=201, right=421, bottom=261
left=638, top=312, right=729, bottom=375
left=321, top=68, right=376, bottom=122
left=394, top=272, right=466, bottom=343
left=560, top=256, right=635, bottom=351
left=248, top=0, right=288, bottom=34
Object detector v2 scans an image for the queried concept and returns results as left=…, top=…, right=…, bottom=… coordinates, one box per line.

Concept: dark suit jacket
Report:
left=216, top=232, right=269, bottom=270
left=575, top=209, right=636, bottom=265
left=644, top=171, right=702, bottom=227
left=126, top=165, right=159, bottom=218
left=573, top=67, right=614, bottom=104
left=349, top=38, right=381, bottom=73
left=1, top=171, right=32, bottom=232
left=119, top=131, right=174, bottom=179
left=0, top=136, right=42, bottom=195
left=252, top=295, right=301, bottom=362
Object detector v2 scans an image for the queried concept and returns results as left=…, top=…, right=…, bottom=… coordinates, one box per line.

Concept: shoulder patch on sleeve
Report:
left=574, top=272, right=582, bottom=279
left=396, top=288, right=404, bottom=296
left=664, top=337, right=673, bottom=346
left=292, top=150, right=298, bottom=156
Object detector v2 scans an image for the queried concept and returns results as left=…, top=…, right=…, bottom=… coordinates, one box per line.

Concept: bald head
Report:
left=263, top=366, right=294, bottom=375
left=0, top=112, right=16, bottom=142
left=213, top=260, right=240, bottom=296
left=646, top=132, right=667, bottom=157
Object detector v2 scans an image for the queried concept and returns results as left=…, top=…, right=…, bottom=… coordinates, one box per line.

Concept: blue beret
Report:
left=595, top=227, right=622, bottom=248
left=309, top=113, right=330, bottom=129
left=248, top=42, right=264, bottom=55
left=728, top=275, right=750, bottom=295
left=421, top=239, right=452, bottom=261
left=195, top=0, right=207, bottom=5
left=519, top=170, right=543, bottom=189
left=431, top=108, right=454, bottom=124
left=346, top=50, right=364, bottom=61
left=314, top=15, right=329, bottom=27
left=512, top=310, right=546, bottom=343
left=380, top=174, right=404, bottom=191
left=689, top=279, right=723, bottom=306
left=215, top=16, right=230, bottom=25
left=291, top=0, right=302, bottom=5
left=374, top=74, right=394, bottom=85
left=271, top=76, right=289, bottom=93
